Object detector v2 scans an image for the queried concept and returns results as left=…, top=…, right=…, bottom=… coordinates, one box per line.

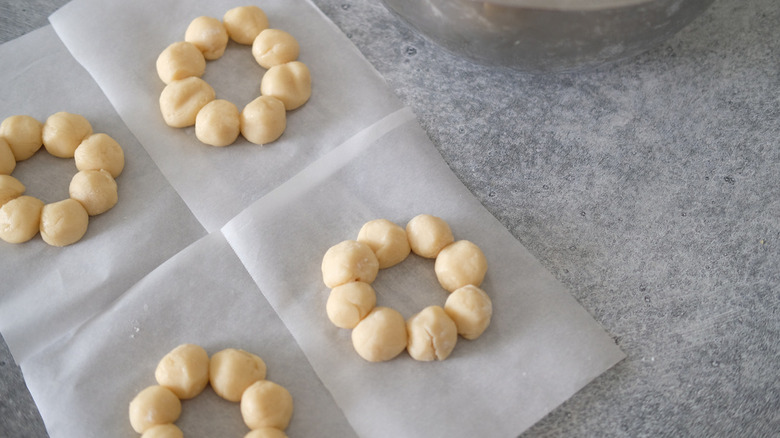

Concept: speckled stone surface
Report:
left=1, top=0, right=778, bottom=437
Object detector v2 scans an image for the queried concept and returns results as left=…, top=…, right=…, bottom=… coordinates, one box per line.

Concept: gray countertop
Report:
left=1, top=0, right=778, bottom=437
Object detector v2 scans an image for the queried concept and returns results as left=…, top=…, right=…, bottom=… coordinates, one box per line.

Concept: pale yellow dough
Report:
left=240, top=96, right=287, bottom=145
left=434, top=240, right=488, bottom=292
left=141, top=424, right=183, bottom=438
left=357, top=218, right=411, bottom=269
left=252, top=29, right=300, bottom=69
left=0, top=175, right=25, bottom=207
left=159, top=76, right=216, bottom=128
left=156, top=41, right=207, bottom=85
left=42, top=112, right=93, bottom=158
left=69, top=169, right=118, bottom=216
left=240, top=380, right=294, bottom=430
left=245, top=428, right=288, bottom=438
left=321, top=240, right=379, bottom=288
left=155, top=343, right=210, bottom=400
left=444, top=285, right=493, bottom=340
left=326, top=281, right=377, bottom=329
left=185, top=16, right=229, bottom=60
left=39, top=199, right=89, bottom=247
left=195, top=99, right=241, bottom=147
left=406, top=305, right=458, bottom=361
left=223, top=6, right=269, bottom=45
left=406, top=214, right=454, bottom=258
left=128, top=385, right=182, bottom=434
left=209, top=348, right=267, bottom=402
left=0, top=115, right=43, bottom=161
left=260, top=61, right=312, bottom=110
left=351, top=307, right=407, bottom=362
left=74, top=133, right=125, bottom=178
left=0, top=138, right=16, bottom=175
left=0, top=195, right=43, bottom=244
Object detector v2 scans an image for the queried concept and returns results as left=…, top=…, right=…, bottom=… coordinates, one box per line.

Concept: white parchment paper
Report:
left=20, top=231, right=359, bottom=438
left=0, top=26, right=206, bottom=364
left=222, top=111, right=626, bottom=437
left=49, top=0, right=405, bottom=232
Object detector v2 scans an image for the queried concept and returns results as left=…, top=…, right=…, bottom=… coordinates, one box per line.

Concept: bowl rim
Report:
left=473, top=0, right=656, bottom=11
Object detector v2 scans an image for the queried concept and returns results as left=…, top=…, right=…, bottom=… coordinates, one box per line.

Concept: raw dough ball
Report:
left=321, top=240, right=379, bottom=288
left=74, top=133, right=125, bottom=178
left=0, top=138, right=15, bottom=175
left=434, top=240, right=488, bottom=292
left=156, top=41, right=207, bottom=84
left=223, top=6, right=269, bottom=45
left=42, top=112, right=93, bottom=158
left=155, top=343, right=210, bottom=400
left=185, top=16, right=229, bottom=60
left=69, top=169, right=118, bottom=216
left=357, top=219, right=411, bottom=269
left=0, top=195, right=43, bottom=244
left=159, top=76, right=216, bottom=128
left=260, top=61, right=312, bottom=110
left=209, top=348, right=267, bottom=402
left=0, top=115, right=43, bottom=161
left=240, top=96, right=287, bottom=145
left=39, top=199, right=89, bottom=247
left=252, top=29, right=300, bottom=69
left=240, top=380, right=294, bottom=430
left=0, top=175, right=25, bottom=207
left=195, top=99, right=241, bottom=147
left=351, top=307, right=407, bottom=362
left=406, top=214, right=454, bottom=258
left=128, top=385, right=182, bottom=434
left=141, top=424, right=183, bottom=438
left=326, top=281, right=377, bottom=329
left=444, top=285, right=493, bottom=340
left=406, top=305, right=458, bottom=361
left=245, top=428, right=288, bottom=438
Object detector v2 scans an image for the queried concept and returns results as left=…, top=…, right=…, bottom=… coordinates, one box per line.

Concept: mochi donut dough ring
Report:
left=157, top=6, right=311, bottom=147
left=0, top=113, right=124, bottom=246
left=322, top=215, right=493, bottom=362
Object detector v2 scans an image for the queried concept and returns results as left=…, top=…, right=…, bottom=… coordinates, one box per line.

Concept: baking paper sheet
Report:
left=0, top=25, right=206, bottom=364
left=222, top=111, right=626, bottom=437
left=49, top=0, right=405, bottom=232
left=0, top=0, right=626, bottom=436
left=19, top=231, right=358, bottom=437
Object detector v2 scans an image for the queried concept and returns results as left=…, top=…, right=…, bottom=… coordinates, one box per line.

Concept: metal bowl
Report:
left=381, top=0, right=714, bottom=73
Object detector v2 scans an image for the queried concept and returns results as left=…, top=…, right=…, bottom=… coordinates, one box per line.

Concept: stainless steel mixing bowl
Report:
left=381, top=0, right=714, bottom=72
